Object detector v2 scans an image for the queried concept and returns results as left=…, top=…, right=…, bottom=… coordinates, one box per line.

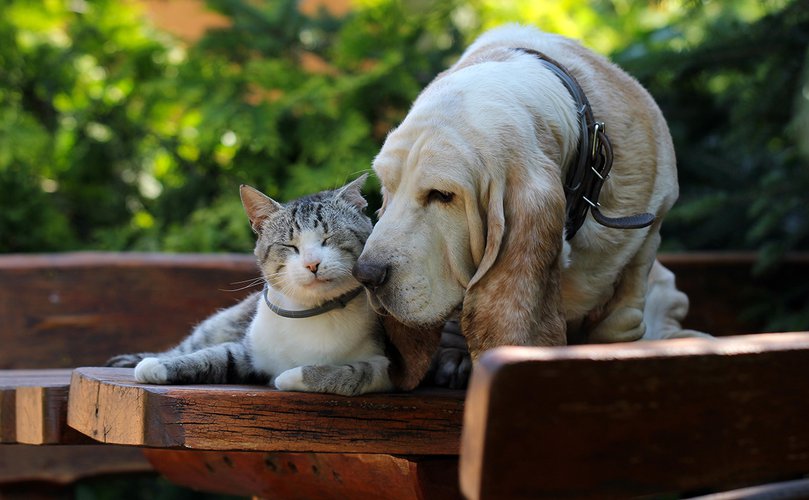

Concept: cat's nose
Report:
left=305, top=261, right=320, bottom=274
left=352, top=260, right=389, bottom=291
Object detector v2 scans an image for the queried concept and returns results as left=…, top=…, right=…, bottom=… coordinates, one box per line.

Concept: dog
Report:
left=353, top=25, right=701, bottom=390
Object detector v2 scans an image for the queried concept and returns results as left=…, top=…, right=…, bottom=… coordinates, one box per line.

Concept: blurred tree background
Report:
left=0, top=1, right=806, bottom=496
left=1, top=0, right=807, bottom=326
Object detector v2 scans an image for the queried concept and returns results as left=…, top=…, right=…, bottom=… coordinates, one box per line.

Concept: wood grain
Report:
left=143, top=449, right=461, bottom=500
left=460, top=332, right=809, bottom=499
left=0, top=369, right=79, bottom=444
left=658, top=252, right=809, bottom=335
left=68, top=367, right=465, bottom=454
left=0, top=445, right=150, bottom=484
left=0, top=252, right=259, bottom=369
left=2, top=252, right=807, bottom=372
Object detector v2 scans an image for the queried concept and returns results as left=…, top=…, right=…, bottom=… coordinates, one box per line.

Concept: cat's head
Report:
left=240, top=175, right=372, bottom=305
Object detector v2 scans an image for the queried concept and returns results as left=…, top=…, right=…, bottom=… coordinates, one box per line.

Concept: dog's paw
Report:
left=431, top=346, right=472, bottom=389
left=274, top=367, right=307, bottom=392
left=590, top=307, right=646, bottom=343
left=134, top=357, right=168, bottom=384
left=428, top=319, right=472, bottom=389
left=106, top=353, right=146, bottom=368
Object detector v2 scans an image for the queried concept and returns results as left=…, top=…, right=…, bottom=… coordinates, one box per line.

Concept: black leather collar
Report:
left=513, top=47, right=655, bottom=240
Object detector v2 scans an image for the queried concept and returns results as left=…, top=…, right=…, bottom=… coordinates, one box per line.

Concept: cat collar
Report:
left=262, top=284, right=364, bottom=319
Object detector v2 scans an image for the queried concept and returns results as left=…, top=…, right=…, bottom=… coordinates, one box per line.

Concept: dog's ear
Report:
left=461, top=160, right=568, bottom=357
left=383, top=316, right=442, bottom=391
left=466, top=177, right=505, bottom=286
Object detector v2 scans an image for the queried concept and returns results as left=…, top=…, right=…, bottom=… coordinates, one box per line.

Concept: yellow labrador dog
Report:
left=354, top=25, right=700, bottom=389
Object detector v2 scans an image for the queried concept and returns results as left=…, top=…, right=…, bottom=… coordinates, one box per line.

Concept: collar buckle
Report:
left=512, top=47, right=656, bottom=240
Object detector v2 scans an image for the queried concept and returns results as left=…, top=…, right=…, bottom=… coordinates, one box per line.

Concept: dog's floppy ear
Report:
left=461, top=159, right=568, bottom=357
left=466, top=177, right=505, bottom=286
left=383, top=316, right=442, bottom=391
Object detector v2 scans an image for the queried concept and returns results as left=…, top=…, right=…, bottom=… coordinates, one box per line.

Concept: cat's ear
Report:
left=336, top=173, right=369, bottom=211
left=240, top=184, right=282, bottom=233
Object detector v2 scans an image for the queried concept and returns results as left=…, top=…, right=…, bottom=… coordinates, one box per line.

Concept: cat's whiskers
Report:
left=221, top=276, right=266, bottom=292
left=327, top=262, right=356, bottom=279
left=271, top=280, right=302, bottom=303
left=229, top=276, right=266, bottom=285
left=263, top=271, right=287, bottom=282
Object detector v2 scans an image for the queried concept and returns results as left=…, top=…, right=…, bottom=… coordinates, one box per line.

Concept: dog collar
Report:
left=262, top=284, right=364, bottom=319
left=513, top=47, right=656, bottom=240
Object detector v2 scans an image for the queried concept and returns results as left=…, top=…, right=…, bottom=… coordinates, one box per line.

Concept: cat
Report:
left=106, top=174, right=393, bottom=396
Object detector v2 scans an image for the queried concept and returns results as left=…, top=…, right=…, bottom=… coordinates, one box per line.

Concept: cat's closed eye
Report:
left=281, top=243, right=299, bottom=253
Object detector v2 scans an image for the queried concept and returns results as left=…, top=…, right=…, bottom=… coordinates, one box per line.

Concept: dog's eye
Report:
left=427, top=190, right=454, bottom=204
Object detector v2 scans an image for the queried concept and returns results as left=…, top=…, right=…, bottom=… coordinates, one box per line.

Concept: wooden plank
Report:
left=1, top=252, right=806, bottom=370
left=658, top=252, right=809, bottom=335
left=0, top=388, right=14, bottom=443
left=16, top=385, right=94, bottom=445
left=143, top=449, right=461, bottom=500
left=0, top=252, right=258, bottom=369
left=460, top=332, right=809, bottom=500
left=0, top=370, right=79, bottom=444
left=0, top=445, right=151, bottom=484
left=68, top=367, right=465, bottom=454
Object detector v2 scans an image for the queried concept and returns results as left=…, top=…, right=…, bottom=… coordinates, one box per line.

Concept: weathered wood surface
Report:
left=0, top=252, right=258, bottom=369
left=143, top=449, right=462, bottom=500
left=68, top=367, right=465, bottom=454
left=0, top=370, right=152, bottom=487
left=0, top=252, right=806, bottom=495
left=460, top=332, right=809, bottom=500
left=659, top=252, right=809, bottom=335
left=0, top=444, right=150, bottom=484
left=0, top=369, right=89, bottom=444
left=0, top=252, right=806, bottom=370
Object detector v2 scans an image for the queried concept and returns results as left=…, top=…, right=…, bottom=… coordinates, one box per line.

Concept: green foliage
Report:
left=614, top=1, right=809, bottom=271
left=1, top=0, right=807, bottom=282
left=611, top=0, right=809, bottom=329
left=0, top=0, right=477, bottom=253
left=0, top=0, right=175, bottom=251
left=74, top=473, right=241, bottom=500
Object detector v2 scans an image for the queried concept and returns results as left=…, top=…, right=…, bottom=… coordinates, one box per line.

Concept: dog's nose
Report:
left=352, top=260, right=389, bottom=291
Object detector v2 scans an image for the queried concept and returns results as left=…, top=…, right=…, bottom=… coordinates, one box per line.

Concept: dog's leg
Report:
left=588, top=229, right=661, bottom=343
left=643, top=260, right=713, bottom=339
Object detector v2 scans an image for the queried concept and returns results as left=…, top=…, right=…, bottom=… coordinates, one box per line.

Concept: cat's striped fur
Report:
left=107, top=175, right=393, bottom=396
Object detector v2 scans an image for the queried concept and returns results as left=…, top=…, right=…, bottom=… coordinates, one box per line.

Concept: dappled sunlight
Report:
left=1, top=1, right=806, bottom=318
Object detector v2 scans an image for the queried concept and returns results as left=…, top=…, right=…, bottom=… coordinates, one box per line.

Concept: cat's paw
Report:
left=106, top=353, right=146, bottom=368
left=274, top=367, right=307, bottom=392
left=134, top=357, right=169, bottom=384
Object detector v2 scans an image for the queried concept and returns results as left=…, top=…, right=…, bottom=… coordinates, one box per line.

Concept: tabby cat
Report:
left=106, top=175, right=393, bottom=396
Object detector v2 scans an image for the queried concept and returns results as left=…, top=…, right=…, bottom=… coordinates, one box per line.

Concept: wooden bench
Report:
left=460, top=334, right=809, bottom=499
left=1, top=252, right=808, bottom=498
left=0, top=253, right=258, bottom=493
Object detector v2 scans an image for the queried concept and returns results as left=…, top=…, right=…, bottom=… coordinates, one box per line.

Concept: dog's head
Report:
left=356, top=120, right=482, bottom=329
left=354, top=66, right=571, bottom=389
